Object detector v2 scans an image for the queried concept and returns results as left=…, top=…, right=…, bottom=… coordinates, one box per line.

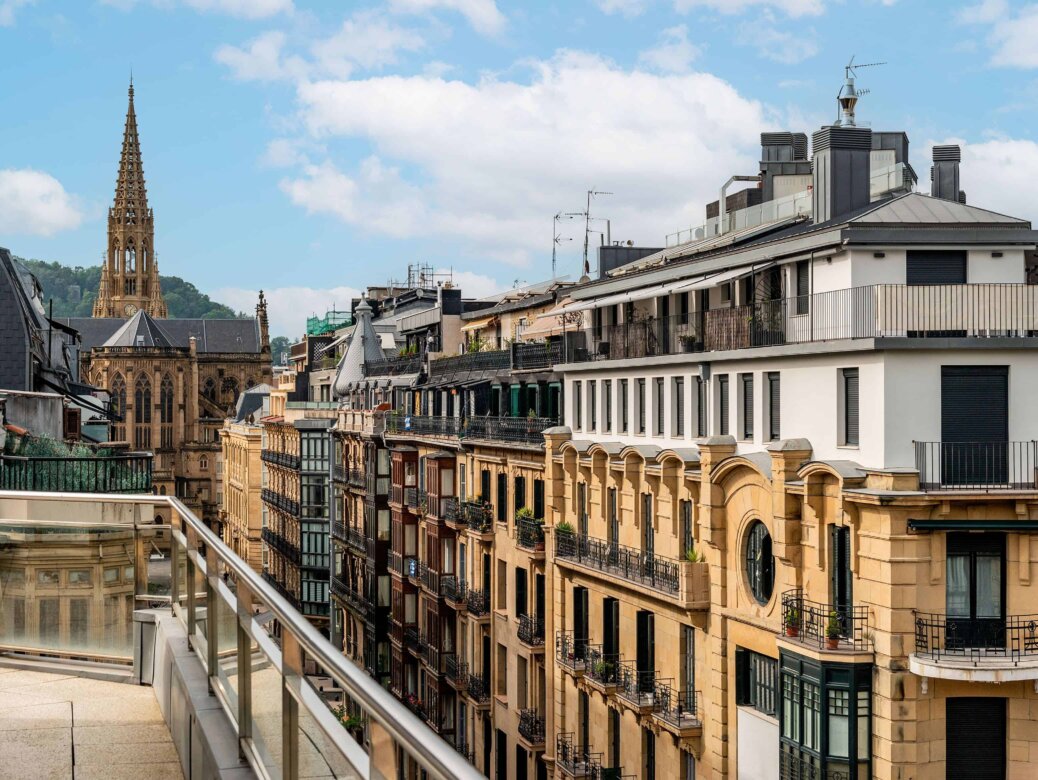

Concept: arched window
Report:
left=134, top=375, right=151, bottom=449
left=125, top=241, right=136, bottom=273
left=160, top=374, right=175, bottom=449
left=199, top=456, right=209, bottom=471
left=203, top=378, right=217, bottom=403
left=223, top=377, right=240, bottom=404
left=744, top=521, right=775, bottom=605
left=111, top=374, right=127, bottom=442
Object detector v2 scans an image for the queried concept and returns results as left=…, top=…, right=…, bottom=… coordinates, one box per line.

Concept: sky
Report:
left=2, top=0, right=1038, bottom=337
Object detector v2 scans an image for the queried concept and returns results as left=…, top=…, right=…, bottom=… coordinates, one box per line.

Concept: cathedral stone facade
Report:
left=62, top=83, right=271, bottom=525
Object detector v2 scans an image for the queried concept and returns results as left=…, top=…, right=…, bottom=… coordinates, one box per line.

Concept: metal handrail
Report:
left=555, top=531, right=680, bottom=593
left=0, top=490, right=481, bottom=780
left=914, top=611, right=1038, bottom=662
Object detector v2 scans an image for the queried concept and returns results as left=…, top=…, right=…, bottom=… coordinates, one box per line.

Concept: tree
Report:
left=270, top=336, right=291, bottom=365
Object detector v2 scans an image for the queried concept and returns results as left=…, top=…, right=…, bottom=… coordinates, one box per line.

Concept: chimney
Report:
left=759, top=132, right=811, bottom=202
left=931, top=145, right=965, bottom=204
left=811, top=126, right=872, bottom=224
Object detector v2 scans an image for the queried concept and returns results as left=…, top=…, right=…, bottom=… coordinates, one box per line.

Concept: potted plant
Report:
left=784, top=605, right=800, bottom=637
left=555, top=520, right=574, bottom=535
left=555, top=520, right=575, bottom=554
left=826, top=611, right=842, bottom=650
left=592, top=659, right=614, bottom=681
left=679, top=333, right=697, bottom=353
left=685, top=547, right=701, bottom=563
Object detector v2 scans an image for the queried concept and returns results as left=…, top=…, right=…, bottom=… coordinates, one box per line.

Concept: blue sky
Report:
left=2, top=0, right=1037, bottom=336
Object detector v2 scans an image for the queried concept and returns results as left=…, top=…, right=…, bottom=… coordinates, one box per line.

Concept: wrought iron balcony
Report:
left=429, top=348, right=510, bottom=377
left=460, top=415, right=557, bottom=446
left=556, top=631, right=586, bottom=674
left=348, top=468, right=366, bottom=488
left=331, top=519, right=348, bottom=544
left=517, top=614, right=545, bottom=648
left=913, top=612, right=1038, bottom=665
left=403, top=625, right=421, bottom=652
left=466, top=588, right=490, bottom=616
left=261, top=450, right=300, bottom=470
left=780, top=589, right=871, bottom=652
left=466, top=673, right=490, bottom=704
left=554, top=532, right=680, bottom=594
left=516, top=516, right=545, bottom=550
left=441, top=575, right=466, bottom=606
left=261, top=571, right=301, bottom=610
left=616, top=661, right=658, bottom=710
left=441, top=496, right=462, bottom=525
left=446, top=656, right=468, bottom=690
left=366, top=354, right=422, bottom=377
left=584, top=645, right=619, bottom=688
left=653, top=684, right=701, bottom=732
left=511, top=340, right=562, bottom=371
left=914, top=440, right=1038, bottom=490
left=463, top=500, right=494, bottom=534
left=389, top=551, right=417, bottom=577
left=332, top=464, right=347, bottom=484
left=518, top=709, right=545, bottom=746
left=0, top=452, right=153, bottom=493
left=556, top=733, right=599, bottom=778
left=387, top=414, right=462, bottom=437
left=260, top=487, right=299, bottom=517
left=347, top=525, right=367, bottom=553
left=261, top=526, right=300, bottom=565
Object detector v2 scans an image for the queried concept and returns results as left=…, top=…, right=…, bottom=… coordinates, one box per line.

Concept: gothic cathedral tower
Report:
left=93, top=80, right=168, bottom=319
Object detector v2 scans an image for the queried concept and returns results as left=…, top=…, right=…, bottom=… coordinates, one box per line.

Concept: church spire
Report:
left=93, top=80, right=166, bottom=319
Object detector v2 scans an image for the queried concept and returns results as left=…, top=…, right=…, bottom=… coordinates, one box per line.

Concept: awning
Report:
left=675, top=262, right=774, bottom=293
left=526, top=299, right=580, bottom=337
left=460, top=316, right=497, bottom=333
left=387, top=373, right=420, bottom=387
left=908, top=519, right=1038, bottom=532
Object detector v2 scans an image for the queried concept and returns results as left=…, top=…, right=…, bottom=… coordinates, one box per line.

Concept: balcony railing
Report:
left=12, top=491, right=484, bottom=779
left=462, top=500, right=494, bottom=534
left=365, top=354, right=422, bottom=377
left=518, top=709, right=546, bottom=745
left=555, top=532, right=680, bottom=594
left=516, top=516, right=545, bottom=550
left=466, top=588, right=490, bottom=616
left=260, top=487, right=299, bottom=517
left=654, top=684, right=701, bottom=731
left=461, top=415, right=557, bottom=446
left=446, top=656, right=468, bottom=689
left=563, top=283, right=1038, bottom=364
left=348, top=468, right=366, bottom=488
left=262, top=526, right=301, bottom=565
left=781, top=590, right=871, bottom=652
left=556, top=733, right=599, bottom=777
left=512, top=340, right=562, bottom=371
left=331, top=519, right=348, bottom=544
left=262, top=571, right=301, bottom=610
left=441, top=575, right=466, bottom=606
left=429, top=349, right=510, bottom=377
left=261, top=450, right=300, bottom=470
left=0, top=453, right=152, bottom=493
left=584, top=645, right=619, bottom=687
left=387, top=414, right=461, bottom=437
left=914, top=612, right=1038, bottom=662
left=914, top=440, right=1038, bottom=490
left=617, top=661, right=658, bottom=709
left=518, top=614, right=545, bottom=647
left=556, top=631, right=586, bottom=673
left=466, top=673, right=490, bottom=704
left=347, top=525, right=367, bottom=552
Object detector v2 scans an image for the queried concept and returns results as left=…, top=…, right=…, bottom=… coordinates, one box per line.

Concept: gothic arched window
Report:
left=223, top=377, right=240, bottom=404
left=160, top=374, right=175, bottom=449
left=125, top=241, right=136, bottom=274
left=134, top=374, right=151, bottom=449
left=203, top=378, right=217, bottom=404
left=110, top=374, right=126, bottom=417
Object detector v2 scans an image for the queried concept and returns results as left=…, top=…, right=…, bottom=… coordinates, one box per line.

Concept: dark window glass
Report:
left=745, top=521, right=774, bottom=604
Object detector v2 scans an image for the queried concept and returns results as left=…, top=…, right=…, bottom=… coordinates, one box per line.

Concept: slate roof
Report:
left=61, top=316, right=262, bottom=353
left=102, top=310, right=175, bottom=348
left=233, top=382, right=271, bottom=422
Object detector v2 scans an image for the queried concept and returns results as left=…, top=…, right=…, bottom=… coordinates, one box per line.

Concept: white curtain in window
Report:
left=976, top=553, right=1002, bottom=619
left=946, top=555, right=970, bottom=617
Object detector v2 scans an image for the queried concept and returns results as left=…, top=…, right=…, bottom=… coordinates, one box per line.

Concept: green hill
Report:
left=17, top=257, right=239, bottom=319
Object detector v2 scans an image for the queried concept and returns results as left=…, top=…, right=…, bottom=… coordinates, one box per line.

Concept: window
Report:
left=588, top=380, right=597, bottom=431
left=603, top=380, right=612, bottom=433
left=795, top=260, right=810, bottom=315
left=533, top=480, right=545, bottom=519
left=674, top=377, right=685, bottom=437
left=906, top=249, right=967, bottom=286
left=515, top=567, right=528, bottom=617
left=578, top=482, right=588, bottom=535
left=721, top=283, right=732, bottom=304
left=497, top=473, right=508, bottom=523
left=654, top=378, right=665, bottom=436
left=767, top=372, right=781, bottom=441
left=717, top=375, right=729, bottom=436
left=608, top=488, right=619, bottom=550
left=134, top=374, right=151, bottom=449
left=619, top=380, right=629, bottom=433
left=641, top=493, right=654, bottom=558
left=514, top=476, right=527, bottom=514
left=741, top=373, right=754, bottom=440
left=637, top=379, right=646, bottom=434
left=841, top=368, right=859, bottom=447
left=735, top=647, right=777, bottom=715
left=680, top=500, right=693, bottom=557
left=696, top=376, right=706, bottom=437
left=744, top=521, right=775, bottom=604
left=573, top=381, right=582, bottom=431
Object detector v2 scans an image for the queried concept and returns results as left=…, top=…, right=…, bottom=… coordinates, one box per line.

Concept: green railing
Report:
left=0, top=453, right=153, bottom=493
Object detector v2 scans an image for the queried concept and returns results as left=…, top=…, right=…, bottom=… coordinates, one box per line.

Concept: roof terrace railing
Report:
left=0, top=452, right=153, bottom=494
left=0, top=491, right=481, bottom=780
left=564, top=283, right=1038, bottom=364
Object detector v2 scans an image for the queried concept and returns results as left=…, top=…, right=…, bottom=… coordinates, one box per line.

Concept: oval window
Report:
left=745, top=520, right=775, bottom=605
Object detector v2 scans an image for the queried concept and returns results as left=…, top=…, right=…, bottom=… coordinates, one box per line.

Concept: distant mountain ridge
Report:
left=16, top=257, right=240, bottom=319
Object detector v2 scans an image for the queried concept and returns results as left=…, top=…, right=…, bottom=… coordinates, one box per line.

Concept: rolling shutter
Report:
left=941, top=366, right=1008, bottom=443
left=946, top=698, right=1005, bottom=780
left=742, top=374, right=754, bottom=439
left=906, top=250, right=967, bottom=285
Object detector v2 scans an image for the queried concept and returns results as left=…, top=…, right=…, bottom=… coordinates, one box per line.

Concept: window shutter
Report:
left=719, top=376, right=729, bottom=436
left=844, top=368, right=859, bottom=446
left=906, top=250, right=967, bottom=285
left=768, top=373, right=781, bottom=441
left=742, top=374, right=754, bottom=439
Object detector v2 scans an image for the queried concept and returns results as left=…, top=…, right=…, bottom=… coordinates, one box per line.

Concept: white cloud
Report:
left=0, top=0, right=34, bottom=26
left=279, top=51, right=769, bottom=268
left=102, top=0, right=293, bottom=18
left=214, top=31, right=306, bottom=81
left=596, top=0, right=651, bottom=16
left=437, top=269, right=503, bottom=298
left=957, top=0, right=1007, bottom=24
left=214, top=285, right=361, bottom=338
left=311, top=10, right=426, bottom=75
left=387, top=0, right=505, bottom=36
left=937, top=136, right=1038, bottom=225
left=638, top=25, right=700, bottom=74
left=956, top=1, right=1038, bottom=68
left=740, top=15, right=818, bottom=63
left=0, top=169, right=84, bottom=237
left=673, top=0, right=825, bottom=17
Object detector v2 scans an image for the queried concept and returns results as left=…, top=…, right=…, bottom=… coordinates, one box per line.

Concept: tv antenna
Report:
left=582, top=189, right=612, bottom=279
left=553, top=212, right=580, bottom=279
left=834, top=56, right=885, bottom=127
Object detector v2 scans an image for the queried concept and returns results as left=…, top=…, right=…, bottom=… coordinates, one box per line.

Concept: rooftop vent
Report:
left=812, top=126, right=873, bottom=224
left=930, top=144, right=966, bottom=204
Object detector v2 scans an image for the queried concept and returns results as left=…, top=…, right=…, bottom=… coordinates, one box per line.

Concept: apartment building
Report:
left=543, top=112, right=1038, bottom=779
left=219, top=382, right=270, bottom=571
